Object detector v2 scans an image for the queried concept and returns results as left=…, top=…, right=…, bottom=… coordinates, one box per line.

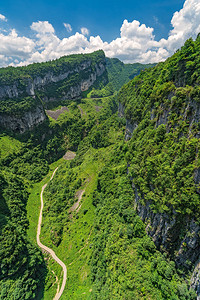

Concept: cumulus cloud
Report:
left=17, top=24, right=89, bottom=66
left=159, top=0, right=200, bottom=53
left=0, top=29, right=35, bottom=59
left=0, top=14, right=7, bottom=22
left=64, top=23, right=72, bottom=32
left=0, top=0, right=200, bottom=67
left=31, top=21, right=55, bottom=33
left=120, top=20, right=154, bottom=39
left=81, top=27, right=89, bottom=35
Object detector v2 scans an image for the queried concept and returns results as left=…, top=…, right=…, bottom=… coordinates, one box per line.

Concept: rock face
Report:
left=133, top=186, right=200, bottom=298
left=133, top=186, right=200, bottom=267
left=120, top=97, right=200, bottom=141
left=0, top=51, right=107, bottom=133
left=34, top=61, right=106, bottom=102
left=120, top=97, right=200, bottom=298
left=0, top=78, right=35, bottom=99
left=0, top=62, right=106, bottom=102
left=191, top=260, right=200, bottom=300
left=0, top=105, right=46, bottom=134
left=118, top=102, right=138, bottom=140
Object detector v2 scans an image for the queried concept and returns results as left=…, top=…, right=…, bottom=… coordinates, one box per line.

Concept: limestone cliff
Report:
left=0, top=105, right=46, bottom=134
left=118, top=36, right=200, bottom=298
left=121, top=95, right=200, bottom=297
left=122, top=102, right=200, bottom=298
left=118, top=102, right=138, bottom=141
left=0, top=50, right=107, bottom=133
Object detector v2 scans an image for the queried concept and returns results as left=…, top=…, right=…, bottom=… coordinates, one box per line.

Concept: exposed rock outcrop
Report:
left=0, top=105, right=47, bottom=133
left=132, top=185, right=200, bottom=270
left=0, top=78, right=34, bottom=99
left=121, top=95, right=200, bottom=297
left=0, top=51, right=107, bottom=133
left=119, top=95, right=200, bottom=141
left=0, top=62, right=106, bottom=102
left=191, top=259, right=200, bottom=300
left=135, top=186, right=200, bottom=298
left=118, top=102, right=137, bottom=140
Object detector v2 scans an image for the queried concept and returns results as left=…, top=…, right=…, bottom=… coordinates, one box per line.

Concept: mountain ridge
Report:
left=118, top=35, right=200, bottom=297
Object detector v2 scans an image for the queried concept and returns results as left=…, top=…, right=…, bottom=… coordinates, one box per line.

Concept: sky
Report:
left=0, top=0, right=199, bottom=67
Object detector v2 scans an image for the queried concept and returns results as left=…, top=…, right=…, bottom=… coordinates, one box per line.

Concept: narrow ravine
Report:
left=37, top=167, right=67, bottom=300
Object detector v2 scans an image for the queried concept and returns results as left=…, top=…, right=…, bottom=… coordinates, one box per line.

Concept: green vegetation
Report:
left=0, top=89, right=196, bottom=299
left=38, top=96, right=195, bottom=299
left=0, top=135, right=22, bottom=159
left=0, top=133, right=59, bottom=299
left=1, top=36, right=200, bottom=299
left=118, top=35, right=200, bottom=222
left=0, top=163, right=46, bottom=299
left=0, top=51, right=155, bottom=118
left=0, top=95, right=43, bottom=115
left=106, top=57, right=156, bottom=91
left=90, top=152, right=196, bottom=299
left=87, top=82, right=114, bottom=98
left=0, top=50, right=105, bottom=86
left=0, top=93, right=119, bottom=299
left=85, top=58, right=156, bottom=100
left=0, top=50, right=107, bottom=115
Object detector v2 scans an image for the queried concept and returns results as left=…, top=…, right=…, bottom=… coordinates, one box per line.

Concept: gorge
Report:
left=0, top=38, right=200, bottom=299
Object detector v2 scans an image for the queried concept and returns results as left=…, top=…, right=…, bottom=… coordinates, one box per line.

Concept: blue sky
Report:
left=0, top=0, right=199, bottom=67
left=1, top=0, right=184, bottom=41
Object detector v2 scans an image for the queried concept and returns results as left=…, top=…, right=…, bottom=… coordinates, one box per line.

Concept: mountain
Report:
left=118, top=34, right=200, bottom=296
left=106, top=57, right=156, bottom=91
left=0, top=51, right=154, bottom=134
left=0, top=50, right=107, bottom=133
left=0, top=39, right=200, bottom=300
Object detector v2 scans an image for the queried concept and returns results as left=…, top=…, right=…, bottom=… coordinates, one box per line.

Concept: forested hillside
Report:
left=0, top=50, right=153, bottom=134
left=118, top=34, right=200, bottom=221
left=106, top=57, right=155, bottom=91
left=33, top=95, right=196, bottom=299
left=0, top=50, right=107, bottom=133
left=118, top=34, right=200, bottom=293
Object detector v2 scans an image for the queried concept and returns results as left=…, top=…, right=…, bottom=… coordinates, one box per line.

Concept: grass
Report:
left=38, top=146, right=115, bottom=299
left=0, top=135, right=22, bottom=159
left=26, top=96, right=122, bottom=299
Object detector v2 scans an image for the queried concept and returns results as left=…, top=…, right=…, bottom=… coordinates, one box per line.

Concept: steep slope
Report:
left=0, top=50, right=107, bottom=133
left=0, top=89, right=197, bottom=299
left=0, top=155, right=47, bottom=299
left=106, top=57, right=155, bottom=91
left=118, top=35, right=200, bottom=296
left=37, top=96, right=196, bottom=299
left=82, top=58, right=156, bottom=99
left=0, top=52, right=156, bottom=134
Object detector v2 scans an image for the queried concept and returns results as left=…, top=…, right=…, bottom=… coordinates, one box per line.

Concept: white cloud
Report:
left=17, top=24, right=89, bottom=66
left=0, top=54, right=9, bottom=67
left=0, top=0, right=200, bottom=67
left=81, top=27, right=89, bottom=35
left=64, top=23, right=72, bottom=32
left=31, top=21, right=55, bottom=34
left=0, top=14, right=7, bottom=22
left=120, top=20, right=154, bottom=39
left=159, top=0, right=200, bottom=53
left=0, top=29, right=35, bottom=59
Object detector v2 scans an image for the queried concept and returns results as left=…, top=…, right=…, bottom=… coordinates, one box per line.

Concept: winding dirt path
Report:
left=37, top=167, right=67, bottom=300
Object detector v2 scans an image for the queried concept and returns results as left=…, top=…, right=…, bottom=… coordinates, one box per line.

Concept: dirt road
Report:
left=37, top=167, right=67, bottom=300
